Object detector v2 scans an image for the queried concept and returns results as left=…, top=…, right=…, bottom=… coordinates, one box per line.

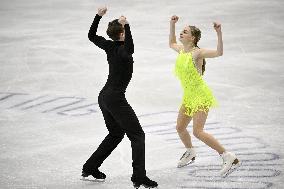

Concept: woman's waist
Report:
left=180, top=82, right=212, bottom=93
left=179, top=79, right=204, bottom=88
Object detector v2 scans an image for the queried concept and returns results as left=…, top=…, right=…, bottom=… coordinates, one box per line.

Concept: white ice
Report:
left=0, top=0, right=284, bottom=188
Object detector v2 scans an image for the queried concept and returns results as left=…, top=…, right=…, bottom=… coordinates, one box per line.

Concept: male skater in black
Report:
left=82, top=6, right=158, bottom=188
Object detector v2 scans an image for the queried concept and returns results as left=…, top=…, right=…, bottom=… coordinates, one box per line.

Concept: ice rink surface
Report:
left=1, top=0, right=284, bottom=188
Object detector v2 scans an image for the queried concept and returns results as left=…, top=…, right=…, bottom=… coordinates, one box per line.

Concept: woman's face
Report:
left=179, top=26, right=194, bottom=44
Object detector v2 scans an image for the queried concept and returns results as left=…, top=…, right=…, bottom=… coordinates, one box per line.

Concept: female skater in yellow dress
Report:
left=169, top=15, right=240, bottom=177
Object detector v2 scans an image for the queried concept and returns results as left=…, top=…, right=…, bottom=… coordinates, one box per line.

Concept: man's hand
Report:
left=118, top=15, right=129, bottom=26
left=98, top=7, right=107, bottom=16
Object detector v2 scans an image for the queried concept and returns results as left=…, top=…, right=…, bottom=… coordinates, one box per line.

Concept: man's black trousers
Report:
left=83, top=88, right=146, bottom=178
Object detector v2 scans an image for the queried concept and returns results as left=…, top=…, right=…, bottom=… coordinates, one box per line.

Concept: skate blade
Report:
left=133, top=183, right=158, bottom=189
left=221, top=159, right=241, bottom=178
left=141, top=184, right=158, bottom=189
left=177, top=159, right=195, bottom=168
left=80, top=176, right=105, bottom=182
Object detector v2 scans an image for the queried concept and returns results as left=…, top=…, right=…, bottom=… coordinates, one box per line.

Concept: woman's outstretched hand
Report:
left=213, top=22, right=222, bottom=33
left=170, top=15, right=179, bottom=24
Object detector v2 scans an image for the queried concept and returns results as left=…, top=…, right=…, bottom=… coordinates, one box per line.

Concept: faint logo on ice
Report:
left=0, top=92, right=98, bottom=116
left=138, top=112, right=282, bottom=189
left=0, top=92, right=282, bottom=188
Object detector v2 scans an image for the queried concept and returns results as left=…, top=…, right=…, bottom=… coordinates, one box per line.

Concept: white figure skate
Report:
left=220, top=151, right=241, bottom=177
left=177, top=148, right=196, bottom=168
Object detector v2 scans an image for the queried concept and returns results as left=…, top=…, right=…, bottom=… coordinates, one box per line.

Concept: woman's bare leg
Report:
left=192, top=111, right=225, bottom=154
left=176, top=105, right=193, bottom=148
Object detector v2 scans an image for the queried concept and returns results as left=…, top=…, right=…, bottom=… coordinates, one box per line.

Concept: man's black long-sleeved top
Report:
left=88, top=14, right=134, bottom=92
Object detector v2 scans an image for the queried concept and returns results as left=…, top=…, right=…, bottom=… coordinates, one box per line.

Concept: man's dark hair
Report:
left=106, top=19, right=124, bottom=41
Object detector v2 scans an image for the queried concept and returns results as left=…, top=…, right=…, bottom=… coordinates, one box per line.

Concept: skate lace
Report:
left=180, top=151, right=191, bottom=160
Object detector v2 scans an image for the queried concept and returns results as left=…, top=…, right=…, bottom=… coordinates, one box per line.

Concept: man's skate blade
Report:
left=133, top=183, right=158, bottom=189
left=142, top=185, right=158, bottom=188
left=221, top=159, right=241, bottom=178
left=134, top=185, right=158, bottom=189
left=80, top=177, right=105, bottom=182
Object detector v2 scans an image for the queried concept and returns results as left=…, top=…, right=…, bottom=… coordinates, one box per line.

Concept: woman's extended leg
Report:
left=192, top=110, right=240, bottom=176
left=192, top=110, right=225, bottom=154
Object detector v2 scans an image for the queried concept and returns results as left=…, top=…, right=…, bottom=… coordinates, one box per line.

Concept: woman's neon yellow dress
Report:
left=174, top=50, right=217, bottom=117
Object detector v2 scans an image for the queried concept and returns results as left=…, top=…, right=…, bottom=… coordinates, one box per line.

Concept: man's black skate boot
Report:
left=131, top=176, right=158, bottom=188
left=81, top=169, right=106, bottom=181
